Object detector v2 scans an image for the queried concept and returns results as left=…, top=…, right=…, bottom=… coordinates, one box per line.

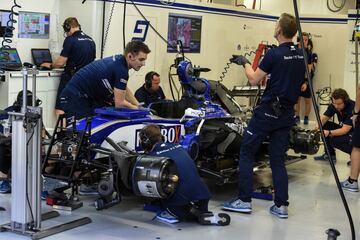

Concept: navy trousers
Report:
left=239, top=103, right=294, bottom=207
left=322, top=121, right=352, bottom=155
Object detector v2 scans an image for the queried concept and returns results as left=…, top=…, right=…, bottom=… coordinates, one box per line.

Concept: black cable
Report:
left=293, top=1, right=355, bottom=239
left=128, top=0, right=177, bottom=50
left=351, top=9, right=359, bottom=42
left=0, top=0, right=21, bottom=74
left=219, top=50, right=256, bottom=82
left=168, top=64, right=177, bottom=101
left=219, top=61, right=231, bottom=83
left=327, top=0, right=346, bottom=12
left=123, top=0, right=127, bottom=51
left=25, top=120, right=38, bottom=228
left=102, top=0, right=116, bottom=58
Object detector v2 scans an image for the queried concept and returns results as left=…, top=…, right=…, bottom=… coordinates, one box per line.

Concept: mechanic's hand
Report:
left=323, top=130, right=331, bottom=137
left=301, top=83, right=307, bottom=92
left=230, top=55, right=251, bottom=66
left=40, top=62, right=52, bottom=69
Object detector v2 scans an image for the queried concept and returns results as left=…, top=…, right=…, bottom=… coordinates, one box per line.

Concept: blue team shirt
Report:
left=64, top=55, right=129, bottom=104
left=134, top=85, right=165, bottom=107
left=149, top=143, right=211, bottom=207
left=324, top=100, right=355, bottom=127
left=259, top=42, right=305, bottom=106
left=61, top=30, right=96, bottom=74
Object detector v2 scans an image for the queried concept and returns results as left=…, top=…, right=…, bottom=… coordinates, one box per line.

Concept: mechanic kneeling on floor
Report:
left=313, top=88, right=354, bottom=163
left=139, top=124, right=230, bottom=226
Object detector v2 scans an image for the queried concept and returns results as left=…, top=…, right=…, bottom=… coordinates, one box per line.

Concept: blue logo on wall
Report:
left=132, top=20, right=150, bottom=42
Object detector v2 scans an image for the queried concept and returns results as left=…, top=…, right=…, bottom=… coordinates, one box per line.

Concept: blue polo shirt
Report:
left=260, top=42, right=305, bottom=106
left=61, top=30, right=96, bottom=74
left=134, top=85, right=165, bottom=107
left=64, top=55, right=129, bottom=104
left=324, top=100, right=355, bottom=127
left=149, top=143, right=211, bottom=207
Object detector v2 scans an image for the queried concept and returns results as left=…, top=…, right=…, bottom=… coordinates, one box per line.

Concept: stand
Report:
left=0, top=67, right=91, bottom=239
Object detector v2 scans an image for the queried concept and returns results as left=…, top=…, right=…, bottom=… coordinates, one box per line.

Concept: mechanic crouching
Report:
left=139, top=124, right=230, bottom=226
left=313, top=88, right=354, bottom=163
left=223, top=13, right=305, bottom=219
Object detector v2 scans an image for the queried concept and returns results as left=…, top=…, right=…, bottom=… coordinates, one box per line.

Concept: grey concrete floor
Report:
left=0, top=126, right=359, bottom=239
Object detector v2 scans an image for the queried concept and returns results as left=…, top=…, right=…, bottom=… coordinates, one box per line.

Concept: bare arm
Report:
left=243, top=63, right=268, bottom=86
left=325, top=124, right=352, bottom=137
left=114, top=88, right=138, bottom=109
left=41, top=56, right=68, bottom=69
left=315, top=115, right=330, bottom=129
left=125, top=87, right=140, bottom=106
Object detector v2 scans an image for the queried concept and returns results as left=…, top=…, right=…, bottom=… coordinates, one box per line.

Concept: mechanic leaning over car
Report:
left=59, top=40, right=150, bottom=119
left=223, top=13, right=305, bottom=219
left=140, top=124, right=230, bottom=226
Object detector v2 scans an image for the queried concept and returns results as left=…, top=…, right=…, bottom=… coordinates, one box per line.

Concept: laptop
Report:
left=0, top=48, right=22, bottom=70
left=31, top=48, right=52, bottom=68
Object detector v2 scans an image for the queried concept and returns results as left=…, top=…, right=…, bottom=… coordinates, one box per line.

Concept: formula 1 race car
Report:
left=42, top=60, right=320, bottom=209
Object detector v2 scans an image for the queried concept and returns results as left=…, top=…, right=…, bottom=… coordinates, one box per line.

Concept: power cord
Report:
left=219, top=50, right=256, bottom=82
left=123, top=0, right=127, bottom=51
left=293, top=0, right=355, bottom=239
left=101, top=0, right=116, bottom=58
left=25, top=117, right=40, bottom=228
left=128, top=0, right=177, bottom=51
left=327, top=0, right=346, bottom=12
left=0, top=0, right=21, bottom=74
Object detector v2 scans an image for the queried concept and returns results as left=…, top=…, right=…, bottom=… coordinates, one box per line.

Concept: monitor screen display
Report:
left=167, top=13, right=202, bottom=53
left=32, top=49, right=52, bottom=66
left=0, top=48, right=21, bottom=66
left=18, top=11, right=50, bottom=39
left=0, top=10, right=12, bottom=38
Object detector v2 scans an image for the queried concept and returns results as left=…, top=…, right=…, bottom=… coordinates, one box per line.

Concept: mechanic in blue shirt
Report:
left=223, top=13, right=305, bottom=219
left=59, top=41, right=150, bottom=119
left=41, top=17, right=96, bottom=116
left=135, top=71, right=166, bottom=107
left=314, top=88, right=354, bottom=162
left=140, top=124, right=230, bottom=226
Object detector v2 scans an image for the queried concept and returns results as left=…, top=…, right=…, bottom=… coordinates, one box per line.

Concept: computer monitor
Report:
left=18, top=11, right=50, bottom=39
left=167, top=13, right=202, bottom=53
left=0, top=48, right=22, bottom=69
left=0, top=10, right=12, bottom=38
left=31, top=49, right=52, bottom=67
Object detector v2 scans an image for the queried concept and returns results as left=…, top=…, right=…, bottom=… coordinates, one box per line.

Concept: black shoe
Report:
left=198, top=212, right=231, bottom=226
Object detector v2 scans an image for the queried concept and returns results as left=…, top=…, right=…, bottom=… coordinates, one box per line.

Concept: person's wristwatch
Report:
left=353, top=109, right=360, bottom=115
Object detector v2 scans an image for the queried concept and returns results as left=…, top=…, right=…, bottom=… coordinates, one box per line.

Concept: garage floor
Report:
left=0, top=134, right=359, bottom=239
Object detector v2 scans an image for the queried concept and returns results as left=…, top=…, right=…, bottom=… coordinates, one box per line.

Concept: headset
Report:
left=62, top=17, right=81, bottom=33
left=144, top=71, right=159, bottom=89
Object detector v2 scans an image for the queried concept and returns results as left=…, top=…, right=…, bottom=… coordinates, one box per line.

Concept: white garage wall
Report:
left=0, top=0, right=59, bottom=63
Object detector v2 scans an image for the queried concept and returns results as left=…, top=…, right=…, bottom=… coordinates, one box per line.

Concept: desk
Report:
left=0, top=70, right=62, bottom=129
